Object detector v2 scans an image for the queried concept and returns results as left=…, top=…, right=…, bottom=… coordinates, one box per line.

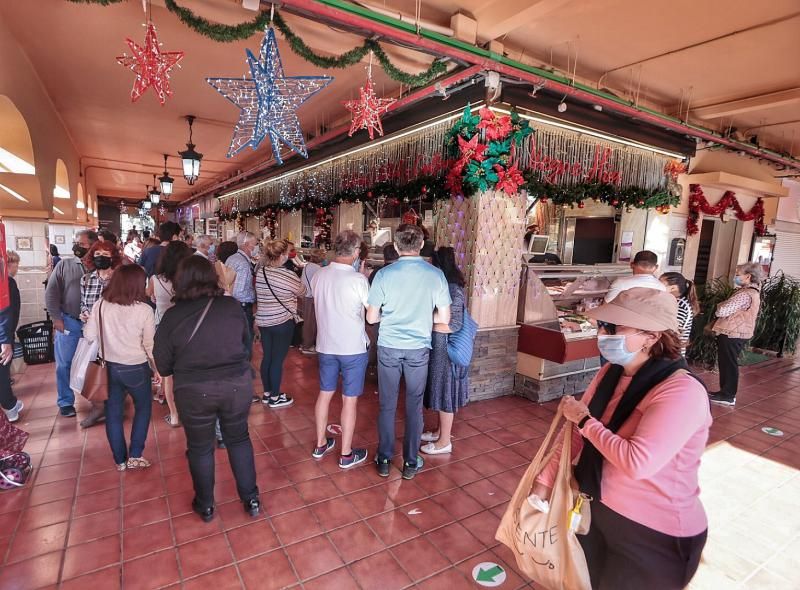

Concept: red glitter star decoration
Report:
left=343, top=74, right=396, bottom=140
left=116, top=21, right=184, bottom=105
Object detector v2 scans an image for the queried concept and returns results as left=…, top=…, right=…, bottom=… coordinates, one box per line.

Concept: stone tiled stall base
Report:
left=468, top=326, right=519, bottom=401
left=514, top=368, right=600, bottom=403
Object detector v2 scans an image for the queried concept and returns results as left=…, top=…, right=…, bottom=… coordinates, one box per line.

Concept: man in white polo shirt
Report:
left=605, top=250, right=667, bottom=302
left=309, top=230, right=370, bottom=469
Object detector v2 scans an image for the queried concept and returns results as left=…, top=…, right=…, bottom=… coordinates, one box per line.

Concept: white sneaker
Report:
left=420, top=442, right=452, bottom=455
left=3, top=400, right=23, bottom=423
left=421, top=431, right=439, bottom=442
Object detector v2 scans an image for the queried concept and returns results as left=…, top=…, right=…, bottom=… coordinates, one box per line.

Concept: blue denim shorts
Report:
left=318, top=352, right=369, bottom=397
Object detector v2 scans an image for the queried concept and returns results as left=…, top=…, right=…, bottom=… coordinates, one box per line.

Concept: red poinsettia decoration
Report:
left=495, top=164, right=524, bottom=194
left=457, top=134, right=487, bottom=163
left=476, top=106, right=512, bottom=141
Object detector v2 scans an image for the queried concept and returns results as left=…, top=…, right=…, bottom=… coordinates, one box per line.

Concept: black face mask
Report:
left=93, top=255, right=113, bottom=270
left=73, top=244, right=88, bottom=258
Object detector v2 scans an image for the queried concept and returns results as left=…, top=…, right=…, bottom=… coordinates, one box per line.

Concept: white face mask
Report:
left=251, top=246, right=260, bottom=259
left=597, top=334, right=642, bottom=366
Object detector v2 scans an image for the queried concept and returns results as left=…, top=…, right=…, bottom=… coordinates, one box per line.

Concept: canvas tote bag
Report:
left=81, top=301, right=109, bottom=402
left=496, top=409, right=592, bottom=590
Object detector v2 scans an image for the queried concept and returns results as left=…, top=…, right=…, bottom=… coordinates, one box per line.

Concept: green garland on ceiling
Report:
left=66, top=0, right=447, bottom=86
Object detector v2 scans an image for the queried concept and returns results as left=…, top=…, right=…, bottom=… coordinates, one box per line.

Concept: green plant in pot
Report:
left=751, top=271, right=800, bottom=356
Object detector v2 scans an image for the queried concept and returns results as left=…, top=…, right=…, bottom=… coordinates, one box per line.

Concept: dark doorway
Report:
left=694, top=219, right=715, bottom=285
left=573, top=217, right=615, bottom=264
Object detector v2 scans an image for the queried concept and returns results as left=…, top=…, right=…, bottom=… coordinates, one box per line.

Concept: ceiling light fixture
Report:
left=158, top=154, right=174, bottom=197
left=149, top=175, right=161, bottom=204
left=178, top=115, right=203, bottom=186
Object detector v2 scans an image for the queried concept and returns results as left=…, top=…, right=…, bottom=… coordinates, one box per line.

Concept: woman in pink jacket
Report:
left=535, top=287, right=711, bottom=590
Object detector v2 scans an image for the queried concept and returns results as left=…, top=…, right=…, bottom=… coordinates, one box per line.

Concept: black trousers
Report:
left=579, top=502, right=707, bottom=590
left=0, top=361, right=17, bottom=411
left=716, top=335, right=746, bottom=399
left=240, top=303, right=255, bottom=359
left=173, top=372, right=259, bottom=509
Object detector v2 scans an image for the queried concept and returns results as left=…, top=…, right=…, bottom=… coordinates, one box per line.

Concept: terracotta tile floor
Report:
left=2, top=351, right=800, bottom=589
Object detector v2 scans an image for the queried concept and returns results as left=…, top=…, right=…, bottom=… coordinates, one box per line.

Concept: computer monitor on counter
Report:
left=363, top=228, right=392, bottom=248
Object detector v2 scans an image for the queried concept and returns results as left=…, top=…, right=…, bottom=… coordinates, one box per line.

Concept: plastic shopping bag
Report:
left=69, top=338, right=99, bottom=395
left=495, top=409, right=592, bottom=590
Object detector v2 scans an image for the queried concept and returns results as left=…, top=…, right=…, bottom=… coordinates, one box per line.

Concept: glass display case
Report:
left=517, top=263, right=630, bottom=372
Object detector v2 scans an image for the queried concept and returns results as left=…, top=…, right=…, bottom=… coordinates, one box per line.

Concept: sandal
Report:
left=116, top=463, right=127, bottom=472
left=163, top=414, right=181, bottom=428
left=126, top=457, right=151, bottom=469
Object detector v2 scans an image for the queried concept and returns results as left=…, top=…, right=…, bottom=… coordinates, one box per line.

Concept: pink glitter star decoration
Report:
left=116, top=21, right=184, bottom=105
left=343, top=74, right=396, bottom=140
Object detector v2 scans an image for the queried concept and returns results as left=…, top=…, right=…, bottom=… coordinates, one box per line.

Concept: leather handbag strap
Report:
left=186, top=299, right=213, bottom=349
left=97, top=300, right=105, bottom=365
left=262, top=268, right=297, bottom=319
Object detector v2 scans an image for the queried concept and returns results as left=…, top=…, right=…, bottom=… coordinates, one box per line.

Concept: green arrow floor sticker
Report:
left=761, top=427, right=784, bottom=437
left=472, top=562, right=506, bottom=587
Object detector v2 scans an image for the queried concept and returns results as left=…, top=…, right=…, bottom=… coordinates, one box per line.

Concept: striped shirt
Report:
left=255, top=265, right=304, bottom=327
left=677, top=297, right=693, bottom=356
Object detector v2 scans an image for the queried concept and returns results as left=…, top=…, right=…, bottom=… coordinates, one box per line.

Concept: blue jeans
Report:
left=54, top=315, right=83, bottom=408
left=377, top=346, right=430, bottom=465
left=105, top=362, right=153, bottom=465
left=259, top=320, right=295, bottom=396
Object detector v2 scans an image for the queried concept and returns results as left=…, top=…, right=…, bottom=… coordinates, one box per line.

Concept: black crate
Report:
left=16, top=321, right=54, bottom=365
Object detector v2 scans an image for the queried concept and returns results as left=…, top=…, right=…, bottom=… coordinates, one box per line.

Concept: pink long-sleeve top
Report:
left=537, top=365, right=712, bottom=537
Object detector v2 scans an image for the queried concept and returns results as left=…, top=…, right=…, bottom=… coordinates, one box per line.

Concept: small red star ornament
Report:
left=343, top=74, right=396, bottom=140
left=116, top=21, right=184, bottom=105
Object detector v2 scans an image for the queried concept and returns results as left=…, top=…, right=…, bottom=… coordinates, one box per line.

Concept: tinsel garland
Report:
left=263, top=209, right=279, bottom=239
left=687, top=184, right=766, bottom=236
left=524, top=173, right=680, bottom=212
left=217, top=174, right=448, bottom=221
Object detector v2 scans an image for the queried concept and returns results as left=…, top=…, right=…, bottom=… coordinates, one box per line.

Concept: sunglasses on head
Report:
left=597, top=321, right=617, bottom=335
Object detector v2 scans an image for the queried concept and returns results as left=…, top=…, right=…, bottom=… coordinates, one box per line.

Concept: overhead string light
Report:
left=206, top=8, right=333, bottom=164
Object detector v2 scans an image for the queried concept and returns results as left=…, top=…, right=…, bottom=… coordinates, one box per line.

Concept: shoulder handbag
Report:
left=262, top=268, right=303, bottom=324
left=447, top=309, right=478, bottom=367
left=82, top=301, right=109, bottom=402
left=496, top=409, right=592, bottom=590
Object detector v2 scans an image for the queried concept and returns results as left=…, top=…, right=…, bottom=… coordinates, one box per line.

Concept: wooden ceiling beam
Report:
left=472, top=0, right=572, bottom=43
left=691, top=88, right=800, bottom=120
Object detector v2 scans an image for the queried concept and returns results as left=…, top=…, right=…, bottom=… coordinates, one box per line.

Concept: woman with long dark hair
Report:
left=153, top=256, right=260, bottom=522
left=83, top=265, right=160, bottom=471
left=659, top=272, right=700, bottom=356
left=421, top=247, right=469, bottom=455
left=147, top=241, right=193, bottom=425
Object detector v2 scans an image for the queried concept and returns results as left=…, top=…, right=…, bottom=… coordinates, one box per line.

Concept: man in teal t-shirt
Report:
left=367, top=224, right=451, bottom=480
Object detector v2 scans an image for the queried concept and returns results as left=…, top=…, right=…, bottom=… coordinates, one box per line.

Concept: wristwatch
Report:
left=577, top=414, right=591, bottom=429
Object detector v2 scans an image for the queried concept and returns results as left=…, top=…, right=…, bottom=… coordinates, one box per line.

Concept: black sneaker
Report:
left=243, top=498, right=260, bottom=517
left=216, top=438, right=226, bottom=450
left=339, top=448, right=368, bottom=469
left=312, top=438, right=335, bottom=459
left=709, top=393, right=736, bottom=406
left=264, top=393, right=294, bottom=408
left=192, top=499, right=215, bottom=523
left=402, top=456, right=424, bottom=480
left=375, top=457, right=391, bottom=477
left=60, top=405, right=77, bottom=417
left=251, top=396, right=261, bottom=404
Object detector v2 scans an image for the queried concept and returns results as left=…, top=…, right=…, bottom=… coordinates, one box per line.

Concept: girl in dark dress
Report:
left=422, top=247, right=470, bottom=455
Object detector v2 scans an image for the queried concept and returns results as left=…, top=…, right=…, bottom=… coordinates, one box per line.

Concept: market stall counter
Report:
left=514, top=263, right=631, bottom=402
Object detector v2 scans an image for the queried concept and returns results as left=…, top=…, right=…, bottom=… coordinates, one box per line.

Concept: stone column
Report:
left=436, top=191, right=526, bottom=399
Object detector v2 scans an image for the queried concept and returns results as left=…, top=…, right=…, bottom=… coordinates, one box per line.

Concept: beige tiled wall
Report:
left=4, top=219, right=50, bottom=326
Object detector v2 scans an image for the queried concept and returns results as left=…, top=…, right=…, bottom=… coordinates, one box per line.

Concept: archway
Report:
left=0, top=95, right=40, bottom=209
left=0, top=95, right=35, bottom=175
left=54, top=159, right=70, bottom=200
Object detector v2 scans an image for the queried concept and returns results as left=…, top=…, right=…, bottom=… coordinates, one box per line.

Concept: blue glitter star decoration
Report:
left=207, top=27, right=333, bottom=163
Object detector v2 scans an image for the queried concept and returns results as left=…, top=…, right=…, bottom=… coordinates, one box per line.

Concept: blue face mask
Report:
left=208, top=244, right=216, bottom=256
left=733, top=276, right=745, bottom=287
left=351, top=257, right=361, bottom=271
left=597, top=334, right=640, bottom=366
